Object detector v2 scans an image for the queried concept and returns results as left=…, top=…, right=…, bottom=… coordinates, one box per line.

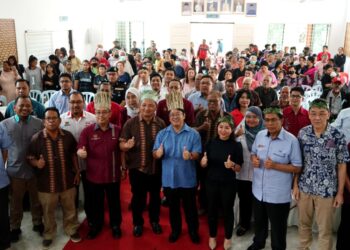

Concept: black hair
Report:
left=69, top=91, right=85, bottom=101
left=44, top=107, right=60, bottom=118
left=201, top=75, right=214, bottom=83
left=260, top=61, right=269, bottom=67
left=323, top=64, right=332, bottom=71
left=60, top=47, right=67, bottom=57
left=59, top=73, right=72, bottom=81
left=164, top=68, right=176, bottom=75
left=307, top=56, right=315, bottom=64
left=15, top=79, right=30, bottom=87
left=48, top=54, right=59, bottom=62
left=290, top=86, right=304, bottom=96
left=14, top=96, right=31, bottom=105
left=150, top=72, right=163, bottom=81
left=8, top=55, right=18, bottom=66
left=169, top=78, right=183, bottom=87
left=235, top=89, right=252, bottom=109
left=40, top=60, right=47, bottom=64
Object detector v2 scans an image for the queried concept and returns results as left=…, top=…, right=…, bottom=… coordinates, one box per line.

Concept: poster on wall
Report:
left=220, top=0, right=233, bottom=13
left=193, top=0, right=205, bottom=14
left=182, top=1, right=192, bottom=16
left=246, top=2, right=257, bottom=16
left=206, top=0, right=219, bottom=12
left=233, top=0, right=245, bottom=14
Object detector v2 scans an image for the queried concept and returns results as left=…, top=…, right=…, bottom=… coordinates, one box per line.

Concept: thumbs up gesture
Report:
left=252, top=155, right=260, bottom=168
left=126, top=136, right=135, bottom=150
left=77, top=146, right=87, bottom=159
left=200, top=152, right=208, bottom=168
left=183, top=146, right=191, bottom=160
left=235, top=125, right=244, bottom=137
left=37, top=155, right=46, bottom=169
left=154, top=143, right=164, bottom=159
left=264, top=157, right=274, bottom=169
left=224, top=155, right=234, bottom=169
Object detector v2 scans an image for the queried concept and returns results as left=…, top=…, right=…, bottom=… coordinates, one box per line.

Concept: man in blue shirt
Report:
left=293, top=98, right=349, bottom=250
left=247, top=106, right=302, bottom=250
left=153, top=108, right=201, bottom=244
left=48, top=73, right=75, bottom=114
left=5, top=79, right=45, bottom=119
left=0, top=119, right=12, bottom=250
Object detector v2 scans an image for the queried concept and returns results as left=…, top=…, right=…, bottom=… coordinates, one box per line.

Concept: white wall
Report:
left=0, top=0, right=349, bottom=66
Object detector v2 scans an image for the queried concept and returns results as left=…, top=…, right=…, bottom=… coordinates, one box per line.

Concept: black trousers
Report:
left=88, top=180, right=121, bottom=231
left=197, top=165, right=208, bottom=210
left=129, top=169, right=161, bottom=226
left=337, top=203, right=350, bottom=250
left=253, top=197, right=290, bottom=250
left=0, top=185, right=10, bottom=250
left=206, top=180, right=236, bottom=239
left=237, top=179, right=253, bottom=229
left=163, top=187, right=199, bottom=234
left=80, top=171, right=92, bottom=225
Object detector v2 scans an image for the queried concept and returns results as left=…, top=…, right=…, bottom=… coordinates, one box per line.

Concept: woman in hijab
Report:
left=121, top=87, right=140, bottom=125
left=235, top=106, right=265, bottom=237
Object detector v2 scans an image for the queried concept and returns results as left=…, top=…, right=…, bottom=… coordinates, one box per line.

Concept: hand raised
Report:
left=37, top=155, right=46, bottom=169
left=155, top=143, right=164, bottom=159
left=126, top=136, right=136, bottom=149
left=183, top=146, right=191, bottom=160
left=224, top=155, right=234, bottom=169
left=264, top=157, right=274, bottom=169
left=252, top=155, right=260, bottom=168
left=200, top=152, right=208, bottom=167
left=77, top=146, right=87, bottom=159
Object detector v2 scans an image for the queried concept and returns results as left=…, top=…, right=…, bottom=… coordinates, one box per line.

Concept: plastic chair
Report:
left=29, top=90, right=42, bottom=103
left=0, top=95, right=7, bottom=106
left=82, top=92, right=95, bottom=104
left=41, top=90, right=57, bottom=105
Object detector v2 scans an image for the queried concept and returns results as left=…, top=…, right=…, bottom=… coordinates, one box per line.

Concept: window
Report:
left=307, top=24, right=331, bottom=54
left=267, top=24, right=285, bottom=51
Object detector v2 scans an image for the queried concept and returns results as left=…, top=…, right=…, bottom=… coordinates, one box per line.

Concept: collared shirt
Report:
left=1, top=115, right=43, bottom=179
left=188, top=91, right=226, bottom=111
left=78, top=123, right=121, bottom=184
left=298, top=125, right=350, bottom=198
left=86, top=101, right=123, bottom=127
left=282, top=106, right=311, bottom=137
left=153, top=124, right=202, bottom=188
left=0, top=124, right=12, bottom=188
left=332, top=107, right=350, bottom=144
left=251, top=128, right=302, bottom=203
left=27, top=129, right=77, bottom=193
left=156, top=98, right=195, bottom=126
left=120, top=115, right=165, bottom=174
left=222, top=93, right=236, bottom=112
left=254, top=86, right=278, bottom=110
left=236, top=124, right=254, bottom=181
left=326, top=91, right=343, bottom=115
left=5, top=98, right=45, bottom=119
left=48, top=89, right=75, bottom=114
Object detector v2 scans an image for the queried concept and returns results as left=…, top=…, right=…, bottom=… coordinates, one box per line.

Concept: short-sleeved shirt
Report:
left=254, top=86, right=278, bottom=110
left=282, top=106, right=311, bottom=137
left=5, top=98, right=45, bottom=119
left=27, top=129, right=77, bottom=193
left=74, top=71, right=95, bottom=92
left=153, top=124, right=202, bottom=188
left=298, top=125, right=350, bottom=198
left=111, top=81, right=130, bottom=104
left=60, top=111, right=96, bottom=142
left=0, top=124, right=12, bottom=188
left=78, top=123, right=121, bottom=184
left=48, top=89, right=76, bottom=114
left=251, top=128, right=302, bottom=203
left=2, top=115, right=43, bottom=179
left=120, top=115, right=165, bottom=174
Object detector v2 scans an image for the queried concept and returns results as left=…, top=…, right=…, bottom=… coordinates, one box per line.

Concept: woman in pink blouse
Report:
left=254, top=61, right=277, bottom=88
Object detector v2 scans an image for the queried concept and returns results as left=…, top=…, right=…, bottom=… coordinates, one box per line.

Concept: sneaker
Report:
left=70, top=232, right=81, bottom=243
left=33, top=224, right=45, bottom=235
left=42, top=239, right=52, bottom=249
left=10, top=229, right=21, bottom=243
left=151, top=222, right=162, bottom=234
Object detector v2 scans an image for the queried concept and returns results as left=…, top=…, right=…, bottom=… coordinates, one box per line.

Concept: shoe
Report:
left=168, top=231, right=180, bottom=243
left=42, top=239, right=52, bottom=250
left=198, top=208, right=207, bottom=216
left=224, top=238, right=232, bottom=250
left=151, top=222, right=162, bottom=234
left=112, top=226, right=122, bottom=239
left=189, top=231, right=200, bottom=244
left=10, top=228, right=21, bottom=243
left=209, top=237, right=216, bottom=250
left=161, top=197, right=169, bottom=207
left=86, top=228, right=100, bottom=239
left=247, top=243, right=264, bottom=250
left=133, top=225, right=143, bottom=237
left=236, top=225, right=248, bottom=236
left=70, top=232, right=82, bottom=243
left=33, top=223, right=45, bottom=236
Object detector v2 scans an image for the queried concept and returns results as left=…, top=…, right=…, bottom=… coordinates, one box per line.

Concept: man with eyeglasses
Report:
left=247, top=106, right=302, bottom=250
left=61, top=92, right=96, bottom=224
left=282, top=86, right=310, bottom=137
left=27, top=107, right=81, bottom=249
left=48, top=73, right=75, bottom=114
left=77, top=92, right=122, bottom=240
left=293, top=98, right=349, bottom=250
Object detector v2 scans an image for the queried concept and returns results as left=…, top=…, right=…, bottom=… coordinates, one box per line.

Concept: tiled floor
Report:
left=9, top=210, right=336, bottom=250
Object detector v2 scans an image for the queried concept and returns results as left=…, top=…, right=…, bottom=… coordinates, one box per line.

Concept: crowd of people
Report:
left=0, top=39, right=350, bottom=250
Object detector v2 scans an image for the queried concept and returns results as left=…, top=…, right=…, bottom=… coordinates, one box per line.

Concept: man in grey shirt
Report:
left=0, top=96, right=44, bottom=242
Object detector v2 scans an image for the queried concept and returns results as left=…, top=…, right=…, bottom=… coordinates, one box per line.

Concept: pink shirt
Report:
left=254, top=70, right=277, bottom=88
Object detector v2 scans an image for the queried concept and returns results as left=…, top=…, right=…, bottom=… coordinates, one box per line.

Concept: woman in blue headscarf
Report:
left=235, top=106, right=265, bottom=236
